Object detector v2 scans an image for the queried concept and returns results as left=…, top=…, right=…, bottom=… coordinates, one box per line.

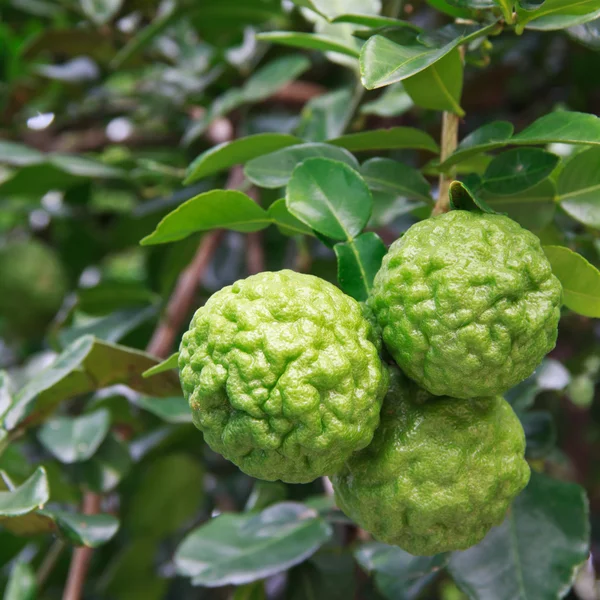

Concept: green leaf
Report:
left=267, top=199, right=314, bottom=237
left=37, top=409, right=111, bottom=464
left=482, top=148, right=559, bottom=195
left=4, top=337, right=181, bottom=431
left=543, top=245, right=600, bottom=317
left=233, top=582, right=266, bottom=600
left=355, top=542, right=448, bottom=600
left=185, top=134, right=302, bottom=184
left=243, top=55, right=311, bottom=102
left=77, top=282, right=158, bottom=315
left=0, top=141, right=43, bottom=167
left=557, top=147, right=600, bottom=228
left=142, top=353, right=179, bottom=378
left=40, top=508, right=119, bottom=546
left=481, top=178, right=557, bottom=231
left=360, top=23, right=498, bottom=89
left=140, top=190, right=270, bottom=245
left=334, top=232, right=387, bottom=301
left=521, top=411, right=556, bottom=458
left=361, top=158, right=433, bottom=204
left=286, top=158, right=372, bottom=240
left=245, top=481, right=288, bottom=512
left=449, top=180, right=498, bottom=214
left=134, top=396, right=192, bottom=424
left=360, top=83, right=414, bottom=117
left=449, top=472, right=589, bottom=600
left=5, top=562, right=36, bottom=600
left=519, top=0, right=546, bottom=9
left=0, top=371, right=13, bottom=422
left=427, top=0, right=474, bottom=17
left=174, top=502, right=332, bottom=587
left=245, top=143, right=359, bottom=189
left=80, top=0, right=123, bottom=24
left=78, top=433, right=132, bottom=493
left=297, top=88, right=354, bottom=142
left=403, top=48, right=465, bottom=115
left=0, top=467, right=49, bottom=518
left=331, top=14, right=423, bottom=31
left=329, top=127, right=439, bottom=153
left=516, top=0, right=600, bottom=31
left=513, top=111, right=600, bottom=145
left=256, top=32, right=360, bottom=58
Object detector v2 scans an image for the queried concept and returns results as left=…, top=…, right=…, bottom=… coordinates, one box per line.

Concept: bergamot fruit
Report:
left=179, top=270, right=389, bottom=483
left=369, top=210, right=562, bottom=399
left=0, top=239, right=67, bottom=337
left=332, top=368, right=530, bottom=555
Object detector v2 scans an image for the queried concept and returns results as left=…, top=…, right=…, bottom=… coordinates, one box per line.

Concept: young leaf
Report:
left=403, top=48, right=465, bottom=115
left=516, top=0, right=600, bottom=31
left=286, top=158, right=373, bottom=240
left=242, top=55, right=311, bottom=102
left=482, top=148, right=559, bottom=195
left=334, top=232, right=387, bottom=301
left=557, top=147, right=600, bottom=228
left=267, top=199, right=314, bottom=237
left=140, top=190, right=270, bottom=245
left=256, top=32, right=360, bottom=58
left=143, top=353, right=179, bottom=378
left=37, top=409, right=111, bottom=464
left=245, top=143, right=359, bottom=189
left=329, top=127, right=439, bottom=153
left=0, top=468, right=49, bottom=518
left=4, top=562, right=36, bottom=600
left=543, top=245, right=600, bottom=317
left=449, top=472, right=589, bottom=600
left=185, top=134, right=302, bottom=184
left=174, top=502, right=332, bottom=587
left=360, top=158, right=432, bottom=204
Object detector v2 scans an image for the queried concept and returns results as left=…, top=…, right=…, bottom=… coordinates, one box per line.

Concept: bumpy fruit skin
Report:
left=369, top=210, right=562, bottom=398
left=333, top=368, right=530, bottom=556
left=179, top=270, right=388, bottom=484
left=0, top=240, right=67, bottom=337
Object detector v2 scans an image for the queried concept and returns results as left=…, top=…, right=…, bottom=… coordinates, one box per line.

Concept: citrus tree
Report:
left=0, top=0, right=599, bottom=599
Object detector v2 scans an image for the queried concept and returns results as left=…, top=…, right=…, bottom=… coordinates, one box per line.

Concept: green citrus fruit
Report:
left=0, top=239, right=68, bottom=337
left=369, top=210, right=562, bottom=399
left=179, top=270, right=389, bottom=483
left=333, top=368, right=530, bottom=555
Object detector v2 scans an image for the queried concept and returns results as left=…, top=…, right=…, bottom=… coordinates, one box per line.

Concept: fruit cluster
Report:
left=179, top=209, right=562, bottom=555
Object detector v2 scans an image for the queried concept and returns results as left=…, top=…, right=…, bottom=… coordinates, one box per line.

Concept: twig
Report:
left=62, top=493, right=101, bottom=600
left=433, top=110, right=460, bottom=216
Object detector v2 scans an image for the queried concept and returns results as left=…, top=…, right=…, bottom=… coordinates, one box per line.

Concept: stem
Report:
left=433, top=110, right=460, bottom=215
left=37, top=540, right=66, bottom=590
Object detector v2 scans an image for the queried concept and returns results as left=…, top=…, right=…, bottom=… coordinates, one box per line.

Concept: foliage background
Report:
left=0, top=0, right=599, bottom=599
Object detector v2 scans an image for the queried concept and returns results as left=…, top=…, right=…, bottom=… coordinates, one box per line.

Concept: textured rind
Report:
left=0, top=240, right=67, bottom=336
left=179, top=270, right=388, bottom=484
left=368, top=210, right=562, bottom=398
left=332, top=369, right=531, bottom=556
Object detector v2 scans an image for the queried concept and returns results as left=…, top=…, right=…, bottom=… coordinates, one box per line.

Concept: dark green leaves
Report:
left=449, top=179, right=498, bottom=214
left=449, top=472, right=590, bottom=600
left=482, top=148, right=559, bottom=195
left=185, top=134, right=302, bottom=184
left=329, top=128, right=439, bottom=153
left=286, top=158, right=372, bottom=240
left=543, top=245, right=600, bottom=317
left=174, top=502, right=332, bottom=587
left=141, top=191, right=270, bottom=245
left=361, top=158, right=432, bottom=203
left=334, top=233, right=387, bottom=301
left=37, top=409, right=111, bottom=463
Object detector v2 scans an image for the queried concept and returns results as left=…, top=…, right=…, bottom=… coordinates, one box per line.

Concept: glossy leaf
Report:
left=78, top=433, right=132, bottom=493
left=543, top=245, right=600, bottom=317
left=329, top=127, right=439, bottom=153
left=360, top=83, right=414, bottom=117
left=334, top=232, right=387, bottom=301
left=142, top=353, right=179, bottom=378
left=449, top=179, right=498, bottom=214
left=4, top=337, right=181, bottom=431
left=331, top=14, right=422, bottom=31
left=185, top=134, right=303, bottom=184
left=41, top=508, right=119, bottom=546
left=517, top=0, right=600, bottom=31
left=243, top=55, right=311, bottom=102
left=286, top=158, right=372, bottom=240
left=449, top=472, right=590, bottom=600
left=482, top=148, right=559, bottom=195
left=557, top=147, right=600, bottom=228
left=297, top=88, right=354, bottom=142
left=403, top=48, right=465, bottom=115
left=245, top=143, right=359, bottom=189
left=175, top=502, right=332, bottom=587
left=361, top=158, right=432, bottom=203
left=268, top=199, right=314, bottom=236
left=135, top=396, right=192, bottom=424
left=37, top=409, right=111, bottom=464
left=0, top=467, right=49, bottom=518
left=140, top=190, right=270, bottom=245
left=256, top=32, right=360, bottom=58
left=513, top=111, right=600, bottom=145
left=5, top=562, right=36, bottom=600
left=355, top=542, right=448, bottom=600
